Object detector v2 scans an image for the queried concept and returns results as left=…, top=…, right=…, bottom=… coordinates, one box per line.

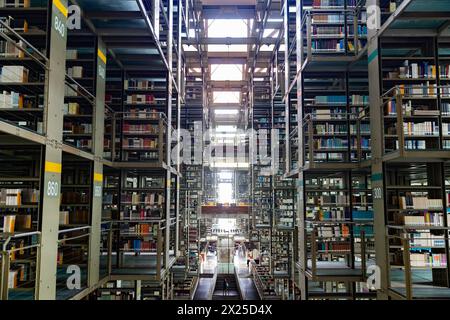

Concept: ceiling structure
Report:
left=185, top=0, right=283, bottom=131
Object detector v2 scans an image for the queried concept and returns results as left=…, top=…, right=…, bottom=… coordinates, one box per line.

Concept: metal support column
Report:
left=165, top=0, right=174, bottom=269
left=366, top=0, right=389, bottom=300
left=295, top=0, right=307, bottom=300
left=88, top=38, right=107, bottom=287
left=283, top=0, right=291, bottom=174
left=37, top=0, right=69, bottom=300
left=175, top=0, right=183, bottom=257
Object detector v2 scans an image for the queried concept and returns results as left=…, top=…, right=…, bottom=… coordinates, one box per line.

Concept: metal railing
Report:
left=0, top=231, right=41, bottom=300
left=387, top=225, right=450, bottom=300
left=301, top=6, right=367, bottom=62
left=381, top=85, right=450, bottom=156
left=304, top=221, right=372, bottom=279
left=56, top=226, right=91, bottom=300
left=302, top=111, right=370, bottom=165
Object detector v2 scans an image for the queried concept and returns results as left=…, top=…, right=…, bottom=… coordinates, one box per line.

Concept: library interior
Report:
left=1, top=0, right=450, bottom=302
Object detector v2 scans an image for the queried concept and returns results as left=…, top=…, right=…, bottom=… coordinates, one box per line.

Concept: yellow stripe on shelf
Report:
left=45, top=161, right=62, bottom=174
left=94, top=173, right=103, bottom=183
left=98, top=49, right=107, bottom=64
left=53, top=0, right=68, bottom=17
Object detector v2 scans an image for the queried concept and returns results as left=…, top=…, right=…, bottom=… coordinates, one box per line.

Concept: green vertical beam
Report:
left=38, top=0, right=68, bottom=300
left=295, top=0, right=307, bottom=300
left=88, top=38, right=106, bottom=287
left=366, top=0, right=388, bottom=300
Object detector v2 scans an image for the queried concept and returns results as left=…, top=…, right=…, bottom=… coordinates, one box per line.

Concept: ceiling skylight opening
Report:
left=183, top=44, right=198, bottom=52
left=214, top=109, right=240, bottom=115
left=211, top=64, right=243, bottom=81
left=207, top=19, right=249, bottom=38
left=213, top=91, right=241, bottom=104
left=263, top=29, right=279, bottom=38
left=260, top=44, right=275, bottom=52
left=215, top=125, right=237, bottom=133
left=208, top=44, right=248, bottom=52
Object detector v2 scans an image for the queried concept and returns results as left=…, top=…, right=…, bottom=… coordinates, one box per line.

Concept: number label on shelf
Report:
left=94, top=185, right=102, bottom=198
left=373, top=187, right=382, bottom=200
left=46, top=180, right=60, bottom=197
left=98, top=65, right=105, bottom=80
left=54, top=15, right=66, bottom=38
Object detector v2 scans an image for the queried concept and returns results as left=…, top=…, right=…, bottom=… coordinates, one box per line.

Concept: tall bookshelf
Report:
left=282, top=0, right=374, bottom=299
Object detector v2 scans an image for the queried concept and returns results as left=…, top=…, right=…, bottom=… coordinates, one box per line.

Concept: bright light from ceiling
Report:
left=207, top=19, right=249, bottom=38
left=208, top=44, right=248, bottom=52
left=216, top=125, right=237, bottom=132
left=218, top=183, right=233, bottom=204
left=263, top=29, right=279, bottom=38
left=213, top=91, right=240, bottom=104
left=211, top=64, right=243, bottom=81
left=214, top=109, right=239, bottom=115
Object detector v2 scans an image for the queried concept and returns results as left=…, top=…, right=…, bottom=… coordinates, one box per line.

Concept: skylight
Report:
left=213, top=91, right=241, bottom=104
left=211, top=64, right=243, bottom=81
left=214, top=109, right=239, bottom=115
left=208, top=45, right=248, bottom=52
left=207, top=19, right=249, bottom=38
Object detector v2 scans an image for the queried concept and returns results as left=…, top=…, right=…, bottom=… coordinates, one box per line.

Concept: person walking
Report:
left=222, top=278, right=228, bottom=296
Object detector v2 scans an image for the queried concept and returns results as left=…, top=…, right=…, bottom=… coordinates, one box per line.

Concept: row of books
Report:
left=120, top=223, right=159, bottom=236
left=314, top=95, right=347, bottom=105
left=63, top=123, right=92, bottom=134
left=398, top=83, right=437, bottom=96
left=64, top=138, right=92, bottom=149
left=0, top=189, right=38, bottom=206
left=410, top=253, right=447, bottom=268
left=315, top=123, right=347, bottom=134
left=386, top=61, right=437, bottom=79
left=63, top=102, right=82, bottom=115
left=311, top=25, right=367, bottom=36
left=124, top=80, right=155, bottom=90
left=61, top=191, right=90, bottom=205
left=350, top=95, right=369, bottom=105
left=314, top=138, right=348, bottom=149
left=312, top=39, right=365, bottom=52
left=67, top=66, right=83, bottom=78
left=122, top=138, right=158, bottom=149
left=410, top=232, right=446, bottom=247
left=3, top=214, right=32, bottom=233
left=124, top=109, right=159, bottom=119
left=403, top=122, right=439, bottom=136
left=0, top=66, right=29, bottom=83
left=307, top=178, right=345, bottom=189
left=122, top=240, right=157, bottom=252
left=120, top=209, right=162, bottom=220
left=123, top=124, right=158, bottom=134
left=59, top=209, right=89, bottom=225
left=397, top=140, right=427, bottom=150
left=126, top=94, right=157, bottom=105
left=0, top=91, right=40, bottom=109
left=397, top=196, right=443, bottom=210
left=403, top=213, right=444, bottom=227
left=317, top=242, right=351, bottom=252
left=121, top=193, right=164, bottom=205
left=306, top=194, right=348, bottom=205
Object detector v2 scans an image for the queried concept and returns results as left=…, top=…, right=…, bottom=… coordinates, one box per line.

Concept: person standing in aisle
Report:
left=222, top=278, right=228, bottom=296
